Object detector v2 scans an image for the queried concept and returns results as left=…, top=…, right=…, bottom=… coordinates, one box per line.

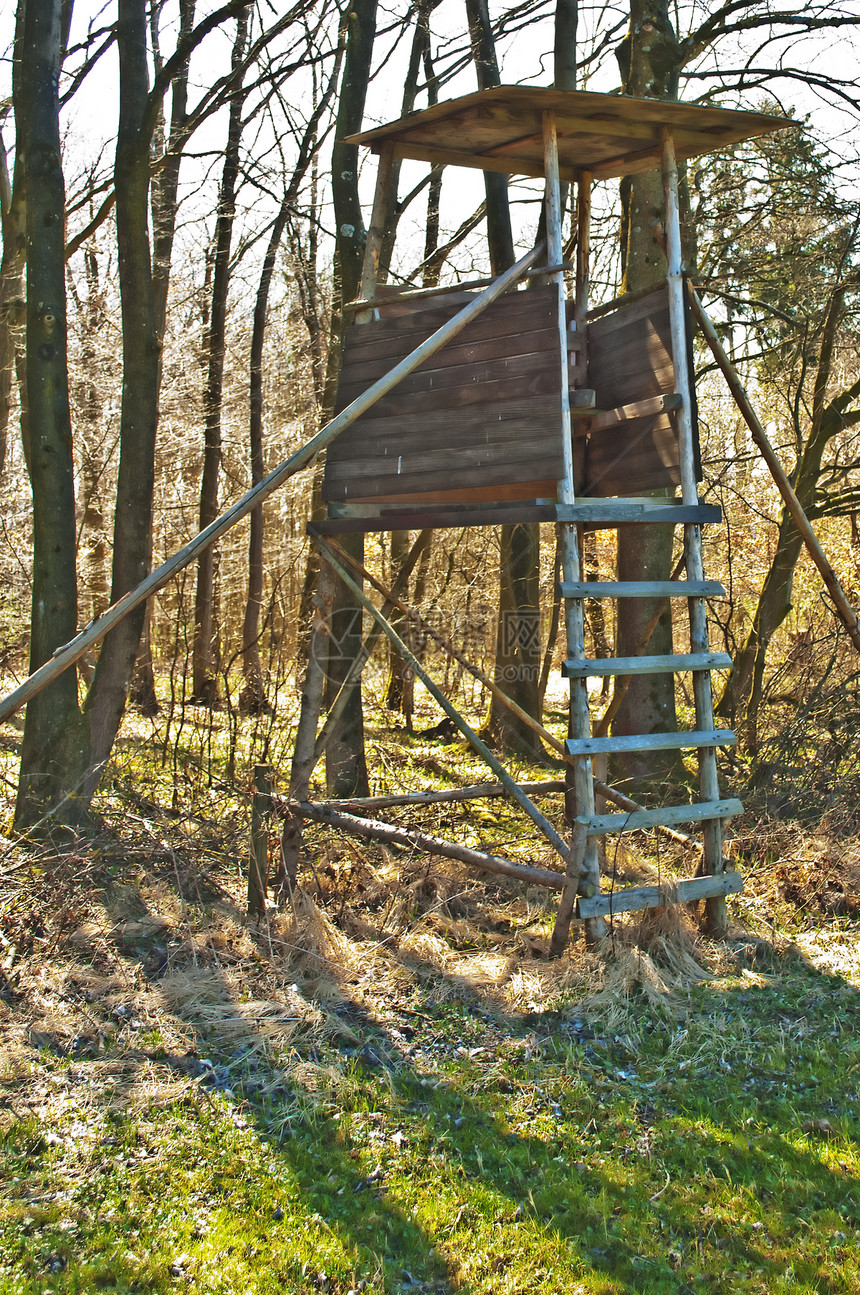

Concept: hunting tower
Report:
left=302, top=87, right=789, bottom=942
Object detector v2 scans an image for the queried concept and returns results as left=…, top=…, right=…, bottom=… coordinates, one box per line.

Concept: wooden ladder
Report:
left=557, top=495, right=742, bottom=924
left=547, top=127, right=742, bottom=937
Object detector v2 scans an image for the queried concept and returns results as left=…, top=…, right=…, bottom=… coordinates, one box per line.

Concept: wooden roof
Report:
left=346, top=86, right=792, bottom=181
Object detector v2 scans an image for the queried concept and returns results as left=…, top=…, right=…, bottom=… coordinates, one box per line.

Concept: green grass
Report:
left=4, top=949, right=860, bottom=1294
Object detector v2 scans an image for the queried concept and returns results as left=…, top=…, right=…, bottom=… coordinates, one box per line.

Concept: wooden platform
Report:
left=345, top=86, right=791, bottom=181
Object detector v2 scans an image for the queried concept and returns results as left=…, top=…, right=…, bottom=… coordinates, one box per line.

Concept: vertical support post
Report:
left=572, top=170, right=591, bottom=387
left=543, top=115, right=602, bottom=954
left=661, top=126, right=726, bottom=934
left=248, top=763, right=274, bottom=920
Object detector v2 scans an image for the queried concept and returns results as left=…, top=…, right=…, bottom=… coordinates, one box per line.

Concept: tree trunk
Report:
left=83, top=0, right=160, bottom=799
left=192, top=7, right=249, bottom=706
left=463, top=0, right=544, bottom=754
left=240, top=202, right=289, bottom=715
left=322, top=0, right=377, bottom=798
left=14, top=0, right=90, bottom=832
left=716, top=286, right=852, bottom=738
left=129, top=0, right=195, bottom=716
left=610, top=0, right=686, bottom=789
left=0, top=81, right=26, bottom=485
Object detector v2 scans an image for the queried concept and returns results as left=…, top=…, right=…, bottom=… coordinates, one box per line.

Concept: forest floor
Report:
left=2, top=708, right=860, bottom=1294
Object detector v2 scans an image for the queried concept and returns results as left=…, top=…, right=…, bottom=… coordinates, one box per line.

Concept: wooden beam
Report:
left=583, top=797, right=743, bottom=835
left=576, top=869, right=743, bottom=919
left=560, top=580, right=725, bottom=598
left=389, top=139, right=575, bottom=182
left=556, top=501, right=721, bottom=525
left=563, top=651, right=733, bottom=678
left=586, top=278, right=668, bottom=321
left=310, top=530, right=571, bottom=860
left=291, top=801, right=567, bottom=891
left=573, top=392, right=682, bottom=432
left=315, top=779, right=565, bottom=811
left=0, top=243, right=546, bottom=728
left=544, top=110, right=600, bottom=954
left=344, top=262, right=574, bottom=314
left=662, top=125, right=726, bottom=930
left=566, top=729, right=736, bottom=756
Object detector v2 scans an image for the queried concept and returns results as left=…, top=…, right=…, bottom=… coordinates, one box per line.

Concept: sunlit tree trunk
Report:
left=14, top=0, right=90, bottom=831
left=610, top=0, right=686, bottom=787
left=83, top=0, right=160, bottom=797
left=130, top=0, right=195, bottom=717
left=322, top=0, right=377, bottom=797
left=192, top=7, right=249, bottom=706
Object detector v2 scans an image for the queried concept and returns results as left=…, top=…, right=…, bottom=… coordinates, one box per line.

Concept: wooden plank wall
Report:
left=578, top=284, right=700, bottom=497
left=322, top=286, right=564, bottom=504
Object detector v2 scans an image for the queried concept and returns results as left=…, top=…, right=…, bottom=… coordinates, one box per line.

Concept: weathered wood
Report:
left=345, top=263, right=573, bottom=313
left=248, top=764, right=274, bottom=919
left=342, top=280, right=555, bottom=351
left=543, top=111, right=603, bottom=949
left=348, top=86, right=791, bottom=182
left=310, top=530, right=571, bottom=859
left=357, top=141, right=394, bottom=316
left=334, top=347, right=559, bottom=409
left=583, top=797, right=743, bottom=835
left=340, top=294, right=559, bottom=369
left=326, top=432, right=560, bottom=480
left=571, top=387, right=597, bottom=408
left=307, top=536, right=712, bottom=858
left=311, top=530, right=432, bottom=773
left=576, top=869, right=743, bottom=919
left=289, top=562, right=335, bottom=799
left=563, top=651, right=732, bottom=677
left=326, top=396, right=559, bottom=449
left=549, top=820, right=588, bottom=956
left=560, top=580, right=724, bottom=598
left=662, top=126, right=726, bottom=933
left=566, top=729, right=736, bottom=756
left=575, top=392, right=682, bottom=432
left=584, top=415, right=683, bottom=497
left=292, top=801, right=567, bottom=891
left=0, top=243, right=545, bottom=728
left=690, top=283, right=860, bottom=660
left=318, top=502, right=559, bottom=533
left=585, top=278, right=668, bottom=322
left=317, top=779, right=565, bottom=811
left=555, top=501, right=720, bottom=525
left=587, top=294, right=676, bottom=408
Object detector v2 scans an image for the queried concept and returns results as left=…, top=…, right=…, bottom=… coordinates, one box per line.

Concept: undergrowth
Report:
left=1, top=712, right=860, bottom=1293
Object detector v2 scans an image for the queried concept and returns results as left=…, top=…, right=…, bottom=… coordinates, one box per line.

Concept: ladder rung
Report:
left=555, top=502, right=722, bottom=527
left=563, top=651, right=733, bottom=678
left=560, top=580, right=725, bottom=599
left=566, top=729, right=736, bottom=756
left=581, top=798, right=743, bottom=835
left=576, top=870, right=743, bottom=920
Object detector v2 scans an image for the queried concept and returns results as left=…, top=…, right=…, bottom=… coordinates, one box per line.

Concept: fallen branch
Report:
left=291, top=801, right=566, bottom=891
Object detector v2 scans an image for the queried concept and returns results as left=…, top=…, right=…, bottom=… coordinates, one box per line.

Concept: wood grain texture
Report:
left=562, top=651, right=733, bottom=677
left=345, top=86, right=792, bottom=182
left=583, top=797, right=743, bottom=834
left=565, top=729, right=737, bottom=755
left=580, top=284, right=691, bottom=497
left=324, top=286, right=565, bottom=504
left=576, top=869, right=744, bottom=919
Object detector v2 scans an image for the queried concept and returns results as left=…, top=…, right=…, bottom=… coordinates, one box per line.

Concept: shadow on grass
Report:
left=4, top=850, right=860, bottom=1295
